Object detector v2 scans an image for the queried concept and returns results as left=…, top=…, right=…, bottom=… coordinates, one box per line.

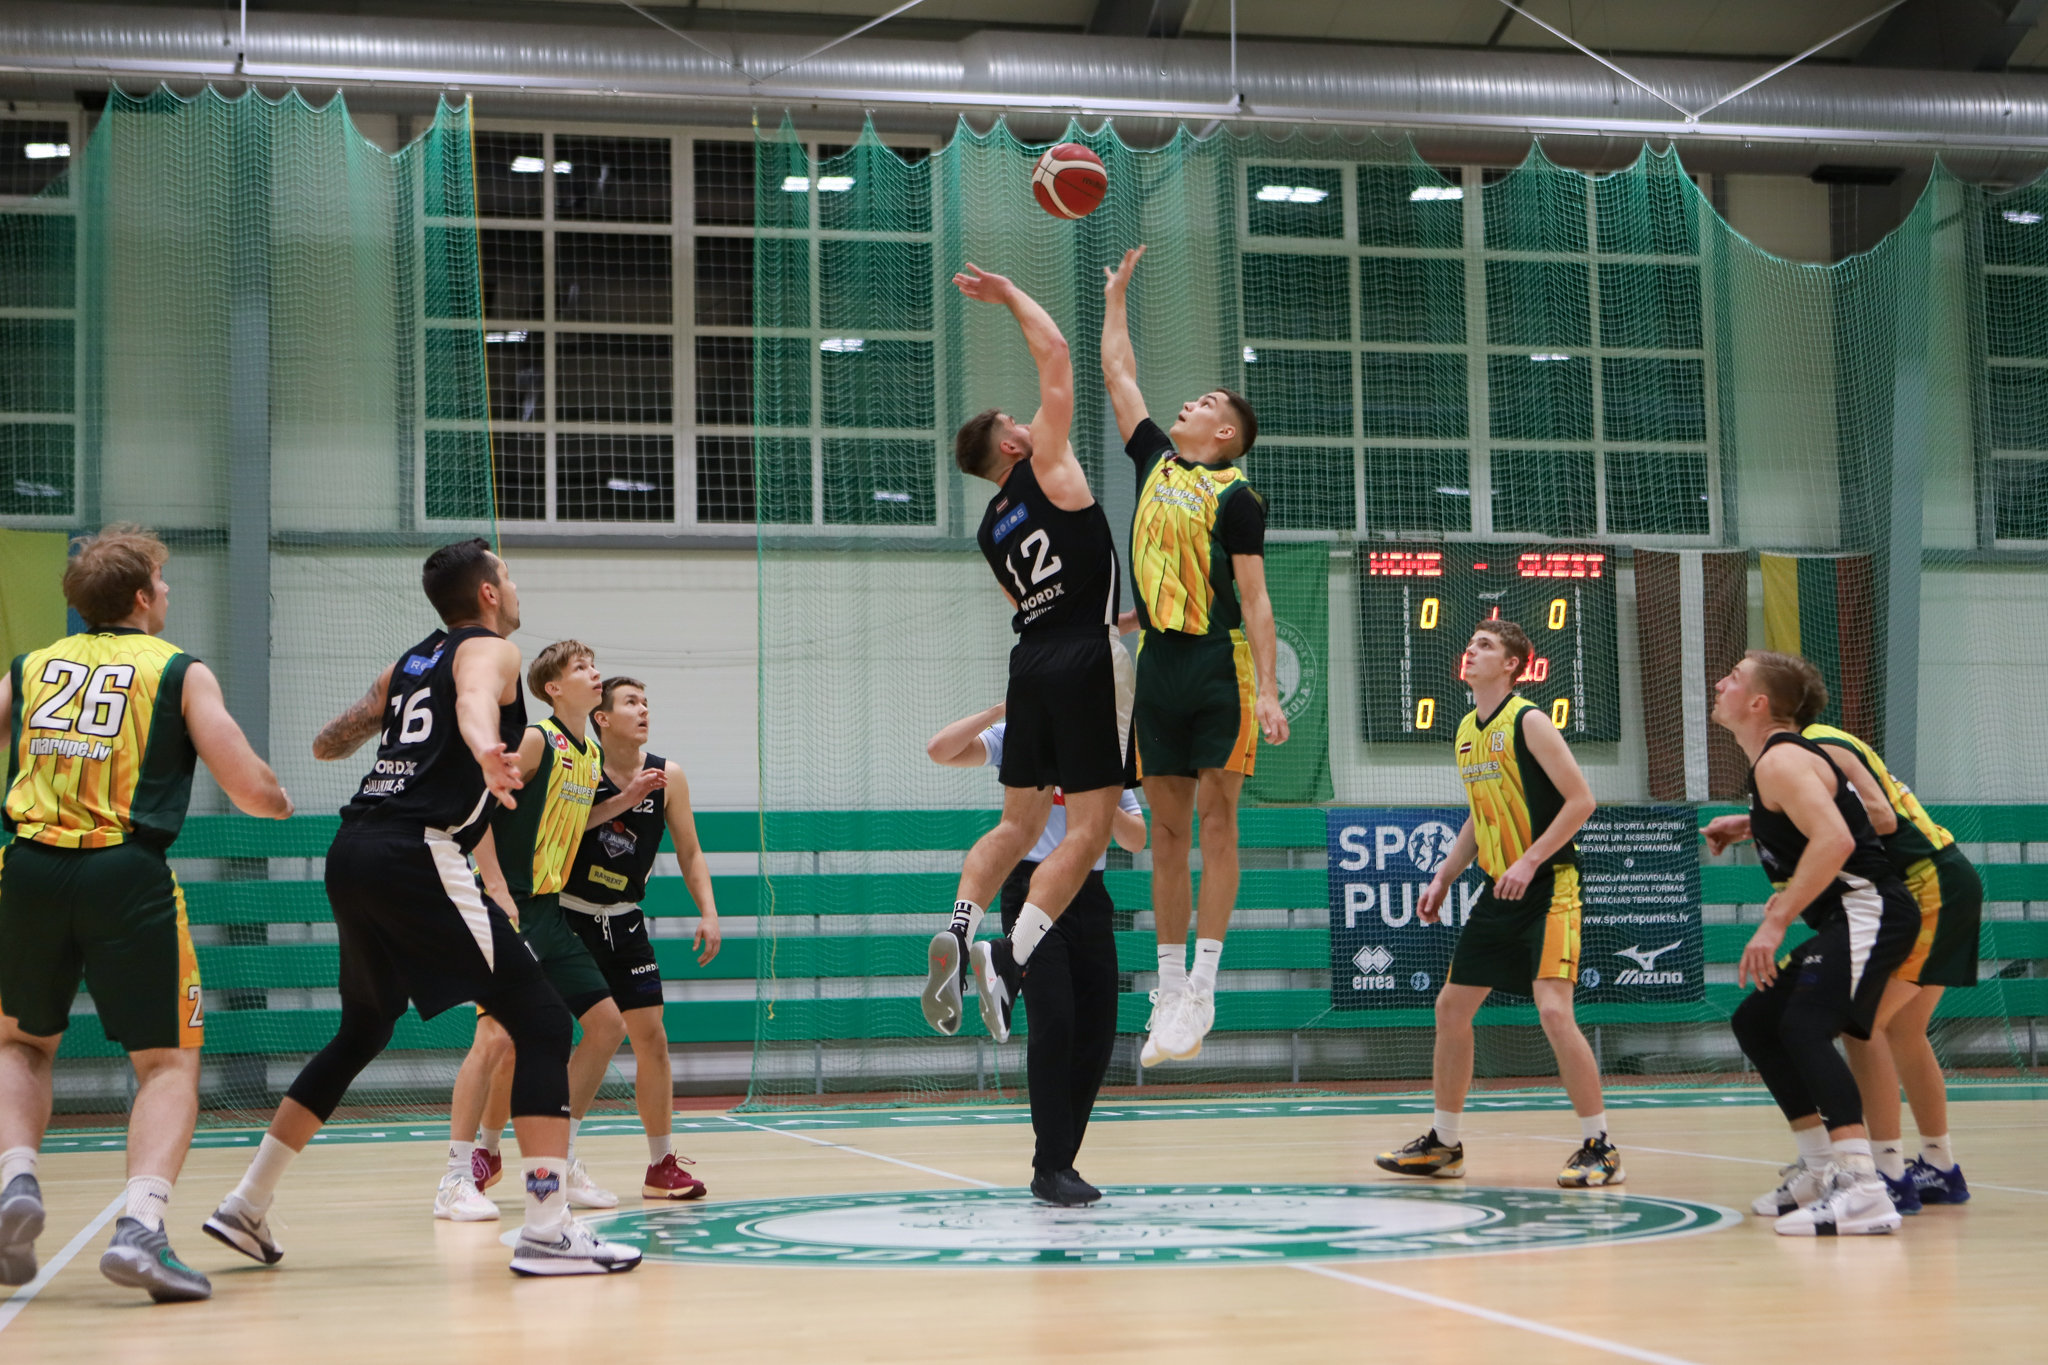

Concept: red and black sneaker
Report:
left=472, top=1148, right=504, bottom=1191
left=643, top=1153, right=707, bottom=1201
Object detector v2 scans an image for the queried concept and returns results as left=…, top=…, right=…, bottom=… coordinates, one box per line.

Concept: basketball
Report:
left=1032, top=142, right=1107, bottom=219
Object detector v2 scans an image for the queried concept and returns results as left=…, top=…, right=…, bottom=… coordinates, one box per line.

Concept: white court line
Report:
left=0, top=1195, right=125, bottom=1335
left=1517, top=1134, right=2048, bottom=1197
left=1295, top=1263, right=1706, bottom=1365
left=730, top=1114, right=1703, bottom=1362
left=718, top=1116, right=999, bottom=1188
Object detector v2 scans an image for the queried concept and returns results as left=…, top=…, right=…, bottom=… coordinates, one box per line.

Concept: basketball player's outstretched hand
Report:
left=1702, top=814, right=1750, bottom=855
left=479, top=741, right=524, bottom=808
left=623, top=766, right=667, bottom=804
left=953, top=262, right=1012, bottom=303
left=1103, top=245, right=1146, bottom=296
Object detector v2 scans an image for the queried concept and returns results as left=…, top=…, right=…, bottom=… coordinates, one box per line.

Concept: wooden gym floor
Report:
left=3, top=1091, right=2044, bottom=1365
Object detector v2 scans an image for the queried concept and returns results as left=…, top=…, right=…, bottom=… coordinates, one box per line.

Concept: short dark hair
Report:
left=1217, top=387, right=1257, bottom=456
left=1747, top=650, right=1829, bottom=726
left=64, top=523, right=169, bottom=627
left=954, top=408, right=1005, bottom=479
left=421, top=538, right=499, bottom=626
left=595, top=675, right=646, bottom=714
left=1473, top=617, right=1532, bottom=678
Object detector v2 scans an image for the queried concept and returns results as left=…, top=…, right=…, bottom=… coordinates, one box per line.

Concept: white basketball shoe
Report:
left=434, top=1170, right=501, bottom=1222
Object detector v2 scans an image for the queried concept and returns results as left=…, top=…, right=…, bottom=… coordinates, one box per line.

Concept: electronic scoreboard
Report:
left=1356, top=544, right=1620, bottom=743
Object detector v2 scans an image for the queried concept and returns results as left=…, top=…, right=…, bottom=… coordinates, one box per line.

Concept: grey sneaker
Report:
left=921, top=928, right=966, bottom=1036
left=98, top=1217, right=212, bottom=1302
left=508, top=1218, right=642, bottom=1276
left=202, top=1197, right=284, bottom=1264
left=0, top=1173, right=44, bottom=1286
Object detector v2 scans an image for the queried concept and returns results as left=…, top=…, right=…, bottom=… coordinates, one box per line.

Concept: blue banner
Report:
left=1327, top=805, right=1702, bottom=1009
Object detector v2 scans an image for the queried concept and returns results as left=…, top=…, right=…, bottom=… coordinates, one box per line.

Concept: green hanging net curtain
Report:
left=745, top=113, right=2047, bottom=1109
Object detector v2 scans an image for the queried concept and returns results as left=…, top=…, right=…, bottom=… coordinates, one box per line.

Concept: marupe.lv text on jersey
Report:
left=27, top=736, right=112, bottom=761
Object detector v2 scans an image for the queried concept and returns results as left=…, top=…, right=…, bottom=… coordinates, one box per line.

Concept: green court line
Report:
left=34, top=1082, right=2048, bottom=1152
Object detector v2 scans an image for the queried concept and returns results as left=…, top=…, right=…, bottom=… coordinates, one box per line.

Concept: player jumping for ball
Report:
left=1375, top=618, right=1624, bottom=1188
left=1101, top=245, right=1287, bottom=1067
left=923, top=263, right=1133, bottom=1047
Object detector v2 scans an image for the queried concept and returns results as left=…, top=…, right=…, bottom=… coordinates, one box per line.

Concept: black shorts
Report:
left=1001, top=627, right=1134, bottom=794
left=1770, top=880, right=1921, bottom=1042
left=561, top=900, right=665, bottom=1012
left=325, top=820, right=551, bottom=1022
left=1000, top=860, right=1116, bottom=926
left=515, top=893, right=613, bottom=1018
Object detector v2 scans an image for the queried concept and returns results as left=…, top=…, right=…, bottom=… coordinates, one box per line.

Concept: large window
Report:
left=0, top=115, right=80, bottom=525
left=1238, top=160, right=1719, bottom=544
left=1984, top=192, right=2048, bottom=546
left=454, top=126, right=937, bottom=532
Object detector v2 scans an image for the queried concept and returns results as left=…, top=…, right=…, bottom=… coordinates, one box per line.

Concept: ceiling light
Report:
left=2003, top=210, right=2042, bottom=224
left=1434, top=486, right=1471, bottom=496
left=1256, top=185, right=1293, bottom=201
left=509, top=156, right=544, bottom=173
left=820, top=337, right=865, bottom=353
left=23, top=143, right=69, bottom=160
left=782, top=176, right=811, bottom=192
left=816, top=175, right=855, bottom=192
left=606, top=478, right=659, bottom=492
left=1243, top=347, right=1257, bottom=362
left=1410, top=185, right=1463, bottom=201
left=1288, top=187, right=1327, bottom=203
left=484, top=331, right=529, bottom=343
left=872, top=490, right=911, bottom=503
left=1529, top=352, right=1573, bottom=362
left=552, top=160, right=572, bottom=174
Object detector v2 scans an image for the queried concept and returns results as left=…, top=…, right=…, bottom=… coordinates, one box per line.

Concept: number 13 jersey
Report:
left=5, top=628, right=198, bottom=850
left=976, top=456, right=1119, bottom=636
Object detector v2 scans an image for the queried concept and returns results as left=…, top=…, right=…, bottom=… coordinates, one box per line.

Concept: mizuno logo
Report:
left=1613, top=941, right=1685, bottom=986
left=1616, top=942, right=1680, bottom=972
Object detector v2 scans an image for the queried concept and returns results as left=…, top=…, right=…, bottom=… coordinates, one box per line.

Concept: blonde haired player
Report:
left=1375, top=618, right=1623, bottom=1188
left=0, top=525, right=291, bottom=1302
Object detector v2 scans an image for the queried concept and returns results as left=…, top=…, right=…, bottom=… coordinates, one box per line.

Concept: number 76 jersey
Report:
left=5, top=628, right=199, bottom=850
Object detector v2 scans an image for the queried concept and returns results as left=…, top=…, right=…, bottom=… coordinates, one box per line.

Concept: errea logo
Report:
left=1613, top=942, right=1685, bottom=986
left=1351, top=943, right=1394, bottom=991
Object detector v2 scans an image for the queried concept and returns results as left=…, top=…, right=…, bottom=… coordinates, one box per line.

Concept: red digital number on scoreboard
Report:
left=1459, top=655, right=1551, bottom=683
left=1368, top=550, right=1444, bottom=577
left=1516, top=552, right=1606, bottom=579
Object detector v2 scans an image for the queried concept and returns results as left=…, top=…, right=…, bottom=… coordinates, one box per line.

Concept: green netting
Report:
left=746, top=117, right=2048, bottom=1108
left=0, top=86, right=493, bottom=1121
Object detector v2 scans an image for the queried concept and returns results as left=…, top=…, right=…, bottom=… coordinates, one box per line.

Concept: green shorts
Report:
left=0, top=838, right=203, bottom=1050
left=1898, top=844, right=1983, bottom=989
left=516, top=892, right=612, bottom=1016
left=1447, top=866, right=1582, bottom=994
left=1134, top=628, right=1258, bottom=780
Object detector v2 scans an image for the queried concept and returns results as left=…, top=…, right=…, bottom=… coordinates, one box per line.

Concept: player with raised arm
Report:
left=924, top=263, right=1133, bottom=1048
left=0, top=526, right=291, bottom=1302
left=557, top=676, right=720, bottom=1200
left=1705, top=697, right=1980, bottom=1216
left=1375, top=619, right=1624, bottom=1188
left=1710, top=651, right=1921, bottom=1236
left=1101, top=245, right=1288, bottom=1067
left=928, top=702, right=1145, bottom=1205
left=203, top=540, right=640, bottom=1277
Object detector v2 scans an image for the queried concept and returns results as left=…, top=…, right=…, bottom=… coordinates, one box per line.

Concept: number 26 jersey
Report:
left=976, top=455, right=1119, bottom=636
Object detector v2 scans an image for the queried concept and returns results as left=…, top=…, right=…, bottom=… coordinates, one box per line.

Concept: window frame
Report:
left=0, top=107, right=85, bottom=531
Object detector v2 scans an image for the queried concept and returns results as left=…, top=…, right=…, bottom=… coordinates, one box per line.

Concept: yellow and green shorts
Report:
left=0, top=838, right=202, bottom=1050
left=1894, top=844, right=1983, bottom=989
left=1133, top=627, right=1259, bottom=780
left=1447, top=865, right=1582, bottom=993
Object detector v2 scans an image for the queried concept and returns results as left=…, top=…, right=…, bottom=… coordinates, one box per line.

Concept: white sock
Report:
left=480, top=1126, right=503, bottom=1156
left=1920, top=1133, right=1955, bottom=1171
left=448, top=1139, right=476, bottom=1177
left=1874, top=1140, right=1907, bottom=1181
left=1432, top=1110, right=1462, bottom=1146
left=230, top=1134, right=298, bottom=1215
left=0, top=1146, right=35, bottom=1187
left=949, top=899, right=985, bottom=940
left=522, top=1157, right=568, bottom=1232
left=647, top=1131, right=672, bottom=1163
left=1579, top=1111, right=1609, bottom=1142
left=1157, top=943, right=1188, bottom=994
left=124, top=1175, right=173, bottom=1231
left=1012, top=903, right=1054, bottom=965
left=568, top=1117, right=582, bottom=1163
left=1189, top=938, right=1223, bottom=994
left=1793, top=1124, right=1833, bottom=1165
left=1832, top=1136, right=1875, bottom=1175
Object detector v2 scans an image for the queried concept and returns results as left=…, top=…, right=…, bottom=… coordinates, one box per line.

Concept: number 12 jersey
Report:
left=976, top=457, right=1119, bottom=636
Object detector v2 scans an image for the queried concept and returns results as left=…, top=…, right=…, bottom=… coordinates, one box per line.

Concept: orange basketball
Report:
left=1032, top=143, right=1108, bottom=220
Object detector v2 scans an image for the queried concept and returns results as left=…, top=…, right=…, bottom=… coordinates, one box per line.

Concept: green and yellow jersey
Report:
left=1802, top=722, right=1955, bottom=872
left=5, top=629, right=198, bottom=851
left=1455, top=695, right=1575, bottom=882
left=491, top=715, right=600, bottom=899
left=1126, top=418, right=1266, bottom=638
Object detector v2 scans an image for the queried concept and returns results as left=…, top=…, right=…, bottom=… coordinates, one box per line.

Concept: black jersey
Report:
left=1749, top=731, right=1899, bottom=930
left=564, top=753, right=666, bottom=907
left=339, top=626, right=526, bottom=851
left=976, top=456, right=1119, bottom=636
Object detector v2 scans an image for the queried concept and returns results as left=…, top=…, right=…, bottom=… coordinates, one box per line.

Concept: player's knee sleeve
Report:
left=284, top=1002, right=396, bottom=1122
left=486, top=983, right=574, bottom=1119
left=1729, top=989, right=1778, bottom=1059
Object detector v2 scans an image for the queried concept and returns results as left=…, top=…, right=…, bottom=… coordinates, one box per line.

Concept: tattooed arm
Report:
left=313, top=663, right=395, bottom=761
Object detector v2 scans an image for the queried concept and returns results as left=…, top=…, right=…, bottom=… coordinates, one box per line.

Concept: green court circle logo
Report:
left=584, top=1184, right=1737, bottom=1267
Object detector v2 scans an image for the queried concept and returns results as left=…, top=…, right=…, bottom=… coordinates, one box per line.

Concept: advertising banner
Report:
left=1327, top=805, right=1701, bottom=1009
